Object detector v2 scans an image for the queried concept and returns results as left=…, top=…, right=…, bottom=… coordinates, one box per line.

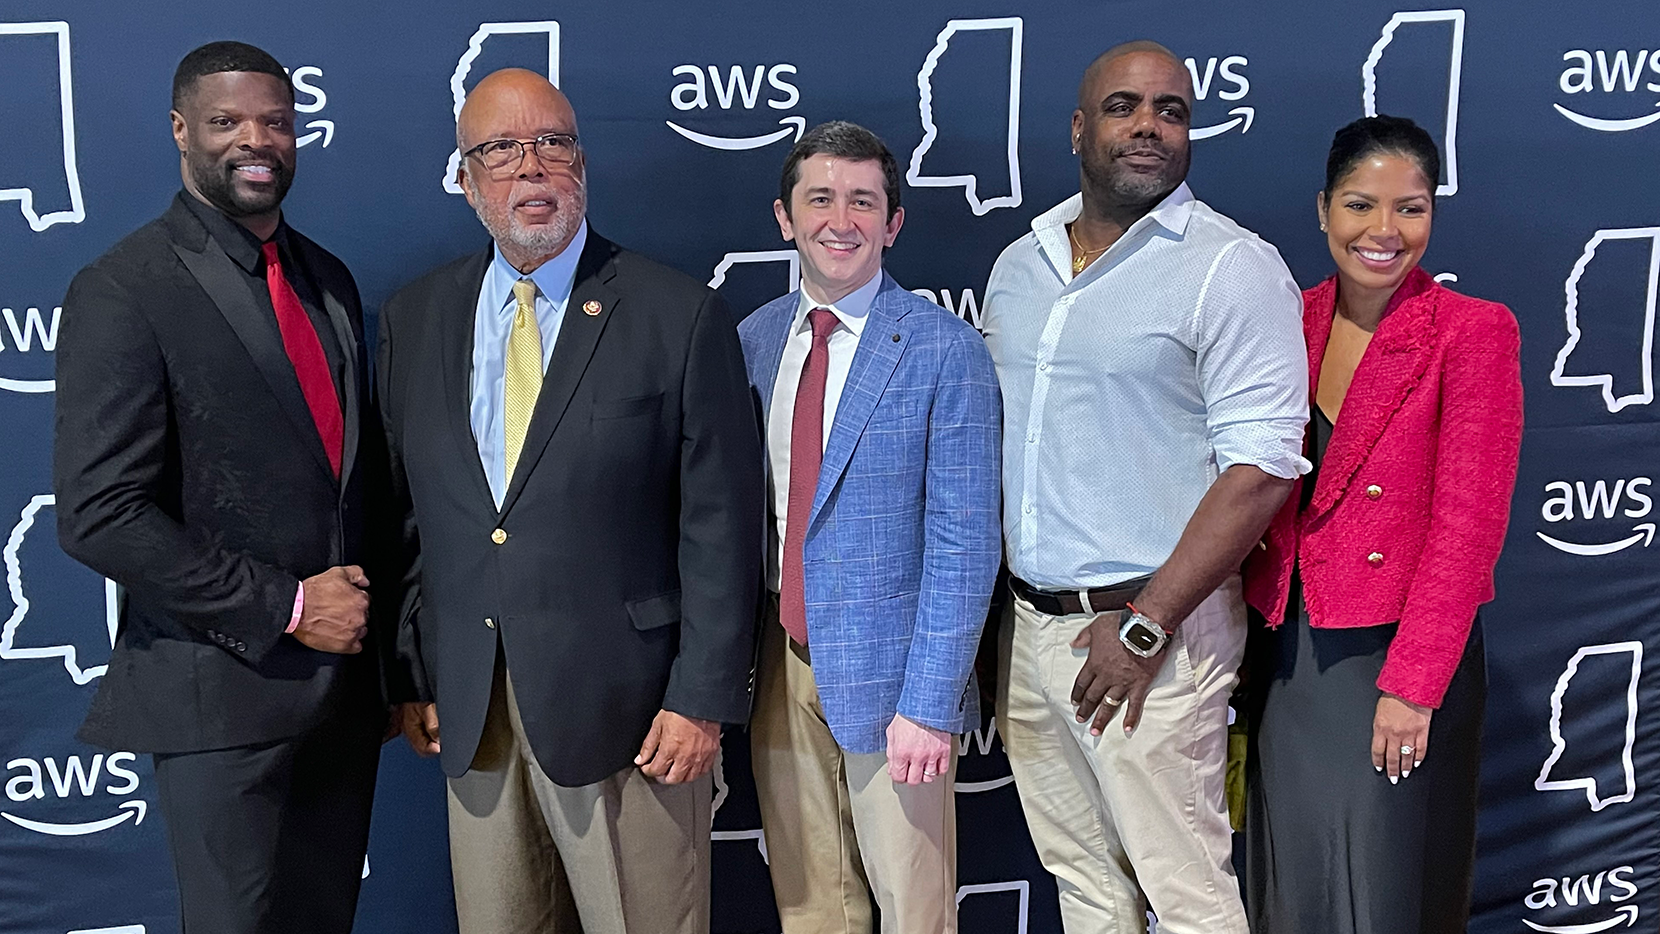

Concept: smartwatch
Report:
left=1119, top=603, right=1170, bottom=658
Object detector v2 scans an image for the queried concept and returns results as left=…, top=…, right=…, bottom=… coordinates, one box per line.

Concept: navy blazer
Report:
left=739, top=273, right=1002, bottom=753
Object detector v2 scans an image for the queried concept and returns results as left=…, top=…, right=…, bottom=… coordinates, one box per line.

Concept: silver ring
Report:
left=1399, top=745, right=1414, bottom=755
left=922, top=768, right=938, bottom=777
left=1103, top=696, right=1125, bottom=707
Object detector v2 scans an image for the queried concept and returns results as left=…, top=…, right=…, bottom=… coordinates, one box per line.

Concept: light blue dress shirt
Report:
left=469, top=220, right=588, bottom=507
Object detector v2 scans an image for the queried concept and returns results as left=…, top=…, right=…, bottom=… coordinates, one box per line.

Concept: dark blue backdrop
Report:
left=2, top=3, right=1657, bottom=932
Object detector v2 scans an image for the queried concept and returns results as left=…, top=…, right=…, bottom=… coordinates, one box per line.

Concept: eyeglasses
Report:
left=462, top=133, right=581, bottom=174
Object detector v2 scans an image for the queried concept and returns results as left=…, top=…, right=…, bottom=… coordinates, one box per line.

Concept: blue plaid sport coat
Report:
left=738, top=272, right=1002, bottom=753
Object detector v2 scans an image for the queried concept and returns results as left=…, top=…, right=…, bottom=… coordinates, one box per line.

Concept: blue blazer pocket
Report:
left=627, top=590, right=682, bottom=630
left=593, top=392, right=665, bottom=420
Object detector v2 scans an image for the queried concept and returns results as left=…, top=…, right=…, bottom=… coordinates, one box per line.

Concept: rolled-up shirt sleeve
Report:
left=1193, top=239, right=1310, bottom=479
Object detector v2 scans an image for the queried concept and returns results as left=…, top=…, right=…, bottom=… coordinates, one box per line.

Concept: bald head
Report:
left=456, top=67, right=577, bottom=152
left=1079, top=40, right=1190, bottom=108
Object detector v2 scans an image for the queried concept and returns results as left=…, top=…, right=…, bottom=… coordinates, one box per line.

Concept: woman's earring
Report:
left=1320, top=223, right=1328, bottom=232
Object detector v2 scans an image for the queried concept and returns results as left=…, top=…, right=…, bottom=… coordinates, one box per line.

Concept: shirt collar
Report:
left=487, top=219, right=589, bottom=312
left=1031, top=183, right=1197, bottom=280
left=794, top=267, right=883, bottom=336
left=179, top=189, right=289, bottom=274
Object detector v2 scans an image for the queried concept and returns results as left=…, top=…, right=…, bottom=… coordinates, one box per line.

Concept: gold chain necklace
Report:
left=1068, top=223, right=1109, bottom=274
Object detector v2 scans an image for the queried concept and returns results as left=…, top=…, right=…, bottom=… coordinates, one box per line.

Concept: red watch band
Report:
left=1126, top=601, right=1175, bottom=635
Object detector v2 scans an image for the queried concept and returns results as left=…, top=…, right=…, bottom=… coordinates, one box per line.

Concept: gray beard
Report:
left=469, top=178, right=586, bottom=259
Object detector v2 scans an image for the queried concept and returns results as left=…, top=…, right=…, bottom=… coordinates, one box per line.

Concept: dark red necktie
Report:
left=780, top=308, right=838, bottom=645
left=262, top=241, right=343, bottom=478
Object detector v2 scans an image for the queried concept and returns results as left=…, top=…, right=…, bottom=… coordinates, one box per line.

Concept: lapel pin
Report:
left=891, top=333, right=901, bottom=342
left=583, top=300, right=602, bottom=316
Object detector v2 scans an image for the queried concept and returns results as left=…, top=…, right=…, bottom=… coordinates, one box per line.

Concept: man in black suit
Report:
left=53, top=41, right=386, bottom=934
left=381, top=68, right=763, bottom=933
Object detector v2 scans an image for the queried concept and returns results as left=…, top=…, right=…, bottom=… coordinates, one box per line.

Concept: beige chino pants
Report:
left=996, top=577, right=1249, bottom=934
left=446, top=657, right=711, bottom=934
left=750, top=616, right=959, bottom=934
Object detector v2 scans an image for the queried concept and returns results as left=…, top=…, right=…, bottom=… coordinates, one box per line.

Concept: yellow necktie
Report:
left=503, top=278, right=543, bottom=484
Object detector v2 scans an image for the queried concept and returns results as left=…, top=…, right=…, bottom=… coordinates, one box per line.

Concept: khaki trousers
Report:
left=750, top=617, right=958, bottom=934
left=446, top=658, right=711, bottom=934
left=996, top=577, right=1248, bottom=934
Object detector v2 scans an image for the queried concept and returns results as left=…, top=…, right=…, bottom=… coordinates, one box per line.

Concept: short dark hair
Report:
left=1324, top=115, right=1440, bottom=204
left=172, top=40, right=292, bottom=110
left=778, top=121, right=901, bottom=221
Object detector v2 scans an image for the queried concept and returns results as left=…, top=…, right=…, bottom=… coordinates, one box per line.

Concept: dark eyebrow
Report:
left=1152, top=93, right=1190, bottom=110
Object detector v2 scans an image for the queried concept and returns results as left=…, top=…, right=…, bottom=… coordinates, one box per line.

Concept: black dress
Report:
left=1244, top=406, right=1487, bottom=934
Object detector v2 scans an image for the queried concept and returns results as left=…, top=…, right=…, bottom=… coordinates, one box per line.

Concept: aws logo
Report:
left=3, top=751, right=146, bottom=836
left=1556, top=48, right=1660, bottom=132
left=1536, top=477, right=1654, bottom=556
left=0, top=304, right=60, bottom=393
left=283, top=66, right=334, bottom=148
left=1183, top=56, right=1254, bottom=140
left=666, top=63, right=805, bottom=150
left=1524, top=866, right=1639, bottom=933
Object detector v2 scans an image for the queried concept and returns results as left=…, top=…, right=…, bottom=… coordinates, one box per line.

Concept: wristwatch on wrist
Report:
left=1119, top=603, right=1170, bottom=658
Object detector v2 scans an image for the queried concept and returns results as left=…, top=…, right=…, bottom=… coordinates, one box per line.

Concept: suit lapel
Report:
left=751, top=298, right=795, bottom=419
left=288, top=232, right=363, bottom=497
left=498, top=234, right=620, bottom=519
left=320, top=286, right=360, bottom=494
left=809, top=274, right=907, bottom=530
left=438, top=249, right=497, bottom=510
left=169, top=226, right=335, bottom=483
left=1310, top=269, right=1439, bottom=515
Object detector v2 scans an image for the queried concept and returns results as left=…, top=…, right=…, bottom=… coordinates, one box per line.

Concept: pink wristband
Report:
left=286, top=582, right=304, bottom=634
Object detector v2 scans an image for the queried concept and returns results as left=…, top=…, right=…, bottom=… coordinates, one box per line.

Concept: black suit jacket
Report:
left=378, top=231, right=764, bottom=785
left=54, top=193, right=386, bottom=753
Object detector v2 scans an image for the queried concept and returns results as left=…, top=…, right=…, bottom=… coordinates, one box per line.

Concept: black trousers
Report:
left=1245, top=609, right=1486, bottom=934
left=152, top=710, right=382, bottom=934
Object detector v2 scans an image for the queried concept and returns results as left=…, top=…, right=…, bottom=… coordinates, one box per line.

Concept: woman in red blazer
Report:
left=1242, top=116, right=1523, bottom=934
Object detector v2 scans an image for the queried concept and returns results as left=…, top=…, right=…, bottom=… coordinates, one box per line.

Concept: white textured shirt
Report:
left=764, top=270, right=882, bottom=590
left=981, top=185, right=1308, bottom=589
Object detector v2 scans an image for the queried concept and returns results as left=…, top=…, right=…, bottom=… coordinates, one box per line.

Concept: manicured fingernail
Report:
left=1389, top=775, right=1398, bottom=785
left=1374, top=765, right=1382, bottom=773
left=1414, top=760, right=1423, bottom=768
left=1402, top=769, right=1411, bottom=778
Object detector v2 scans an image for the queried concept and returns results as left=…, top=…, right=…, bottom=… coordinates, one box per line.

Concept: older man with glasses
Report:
left=377, top=68, right=763, bottom=934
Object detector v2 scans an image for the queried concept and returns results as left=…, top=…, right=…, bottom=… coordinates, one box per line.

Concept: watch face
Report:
left=1126, top=623, right=1161, bottom=652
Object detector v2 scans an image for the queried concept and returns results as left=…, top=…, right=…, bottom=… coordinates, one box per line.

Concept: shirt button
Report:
left=1026, top=434, right=1037, bottom=444
left=491, top=528, right=507, bottom=545
left=1038, top=362, right=1049, bottom=372
left=485, top=617, right=496, bottom=629
left=1367, top=551, right=1385, bottom=567
left=1023, top=504, right=1035, bottom=515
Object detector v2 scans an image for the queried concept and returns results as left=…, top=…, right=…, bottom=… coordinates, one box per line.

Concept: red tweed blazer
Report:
left=1242, top=267, right=1523, bottom=707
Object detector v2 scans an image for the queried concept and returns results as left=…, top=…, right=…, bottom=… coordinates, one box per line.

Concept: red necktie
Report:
left=262, top=241, right=343, bottom=478
left=780, top=309, right=838, bottom=645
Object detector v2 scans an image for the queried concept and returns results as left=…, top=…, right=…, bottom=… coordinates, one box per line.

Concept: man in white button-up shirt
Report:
left=982, top=42, right=1307, bottom=934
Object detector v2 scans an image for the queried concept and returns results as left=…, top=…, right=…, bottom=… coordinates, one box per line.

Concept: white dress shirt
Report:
left=981, top=185, right=1309, bottom=590
left=764, top=269, right=883, bottom=591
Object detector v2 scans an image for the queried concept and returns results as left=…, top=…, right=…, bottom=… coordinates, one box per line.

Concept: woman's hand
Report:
left=1372, top=692, right=1432, bottom=783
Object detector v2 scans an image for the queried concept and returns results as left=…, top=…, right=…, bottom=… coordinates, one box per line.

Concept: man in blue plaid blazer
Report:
left=737, top=121, right=1002, bottom=934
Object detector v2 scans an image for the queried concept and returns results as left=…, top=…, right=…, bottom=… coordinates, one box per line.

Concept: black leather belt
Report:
left=1009, top=574, right=1152, bottom=617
